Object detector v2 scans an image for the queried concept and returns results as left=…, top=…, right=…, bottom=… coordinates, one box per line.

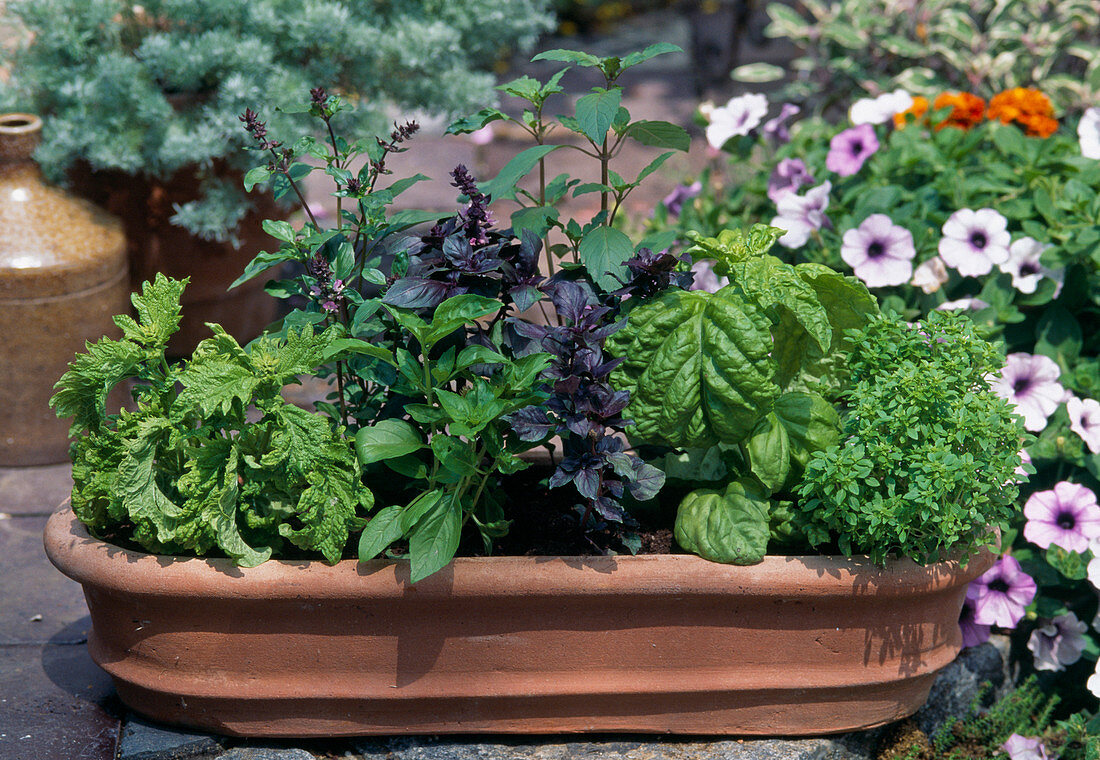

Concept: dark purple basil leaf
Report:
left=545, top=280, right=592, bottom=324
left=596, top=388, right=630, bottom=417
left=516, top=228, right=543, bottom=276
left=605, top=451, right=635, bottom=478
left=548, top=463, right=576, bottom=490
left=590, top=355, right=626, bottom=379
left=508, top=317, right=549, bottom=343
left=594, top=496, right=626, bottom=523
left=509, top=284, right=542, bottom=313
left=507, top=406, right=558, bottom=442
left=573, top=466, right=601, bottom=501
left=602, top=478, right=625, bottom=500
left=565, top=416, right=601, bottom=439
left=552, top=375, right=581, bottom=396
left=588, top=317, right=628, bottom=342
left=382, top=277, right=454, bottom=309
left=627, top=460, right=665, bottom=501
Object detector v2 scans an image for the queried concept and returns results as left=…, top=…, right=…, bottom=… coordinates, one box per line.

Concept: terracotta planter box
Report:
left=44, top=505, right=993, bottom=739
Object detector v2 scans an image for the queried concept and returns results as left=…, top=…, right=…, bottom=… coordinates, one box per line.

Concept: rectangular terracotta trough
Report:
left=44, top=506, right=992, bottom=738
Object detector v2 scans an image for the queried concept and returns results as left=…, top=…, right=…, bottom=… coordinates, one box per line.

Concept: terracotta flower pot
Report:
left=66, top=163, right=281, bottom=356
left=44, top=504, right=994, bottom=739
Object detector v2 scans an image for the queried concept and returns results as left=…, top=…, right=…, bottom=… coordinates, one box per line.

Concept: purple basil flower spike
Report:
left=762, top=102, right=800, bottom=143
left=958, top=595, right=991, bottom=648
left=825, top=123, right=879, bottom=177
left=767, top=157, right=814, bottom=203
left=966, top=555, right=1037, bottom=629
left=662, top=181, right=702, bottom=218
left=1027, top=612, right=1088, bottom=672
left=1023, top=481, right=1100, bottom=553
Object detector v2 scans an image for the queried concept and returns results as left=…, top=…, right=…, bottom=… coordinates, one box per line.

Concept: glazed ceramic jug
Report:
left=0, top=113, right=129, bottom=465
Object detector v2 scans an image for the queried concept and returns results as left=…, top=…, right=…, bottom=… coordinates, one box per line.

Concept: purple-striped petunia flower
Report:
left=772, top=181, right=832, bottom=248
left=959, top=595, right=991, bottom=648
left=762, top=102, right=800, bottom=143
left=1028, top=612, right=1088, bottom=672
left=662, top=181, right=702, bottom=218
left=998, top=237, right=1063, bottom=295
left=825, top=123, right=880, bottom=177
left=990, top=352, right=1065, bottom=432
left=840, top=214, right=915, bottom=287
left=967, top=555, right=1037, bottom=629
left=1023, top=481, right=1100, bottom=553
left=1001, top=734, right=1051, bottom=760
left=1068, top=396, right=1100, bottom=454
left=767, top=157, right=814, bottom=203
left=706, top=93, right=769, bottom=150
left=938, top=208, right=1011, bottom=277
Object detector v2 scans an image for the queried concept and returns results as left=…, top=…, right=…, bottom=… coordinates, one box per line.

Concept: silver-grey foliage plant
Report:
left=0, top=0, right=553, bottom=242
left=763, top=0, right=1100, bottom=114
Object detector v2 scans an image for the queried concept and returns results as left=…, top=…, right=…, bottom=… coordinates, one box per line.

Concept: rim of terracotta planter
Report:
left=44, top=504, right=995, bottom=738
left=46, top=506, right=991, bottom=601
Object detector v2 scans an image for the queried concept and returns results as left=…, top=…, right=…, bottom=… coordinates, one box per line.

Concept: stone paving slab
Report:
left=0, top=638, right=119, bottom=760
left=0, top=513, right=90, bottom=646
left=0, top=462, right=73, bottom=516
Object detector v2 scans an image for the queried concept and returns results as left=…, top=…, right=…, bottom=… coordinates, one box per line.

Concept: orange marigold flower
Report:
left=893, top=95, right=929, bottom=129
left=932, top=92, right=985, bottom=130
left=988, top=88, right=1058, bottom=137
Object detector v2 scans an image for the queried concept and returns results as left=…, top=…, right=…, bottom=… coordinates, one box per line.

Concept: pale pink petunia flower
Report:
left=767, top=157, right=814, bottom=203
left=936, top=297, right=990, bottom=311
left=1079, top=107, right=1100, bottom=160
left=990, top=353, right=1064, bottom=432
left=1023, top=481, right=1100, bottom=553
left=468, top=123, right=494, bottom=146
left=849, top=89, right=914, bottom=125
left=840, top=214, right=915, bottom=287
left=1028, top=612, right=1088, bottom=672
left=706, top=93, right=769, bottom=150
left=911, top=256, right=949, bottom=294
left=1067, top=396, right=1100, bottom=454
left=967, top=555, right=1037, bottom=629
left=689, top=259, right=729, bottom=293
left=772, top=181, right=831, bottom=248
left=939, top=208, right=1011, bottom=277
left=1089, top=555, right=1100, bottom=592
left=1015, top=448, right=1032, bottom=481
left=762, top=103, right=800, bottom=143
left=998, top=237, right=1063, bottom=295
left=825, top=123, right=879, bottom=177
left=1090, top=658, right=1100, bottom=698
left=1001, top=734, right=1051, bottom=760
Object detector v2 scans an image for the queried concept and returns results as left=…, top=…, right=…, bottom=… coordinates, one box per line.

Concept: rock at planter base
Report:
left=911, top=637, right=1012, bottom=736
left=118, top=715, right=222, bottom=760
left=217, top=749, right=317, bottom=760
left=354, top=734, right=883, bottom=760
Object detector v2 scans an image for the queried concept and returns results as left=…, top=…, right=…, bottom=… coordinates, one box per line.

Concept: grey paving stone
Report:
left=118, top=716, right=223, bottom=760
left=0, top=514, right=91, bottom=645
left=353, top=734, right=879, bottom=760
left=216, top=748, right=317, bottom=760
left=912, top=637, right=1012, bottom=736
left=0, top=637, right=118, bottom=760
left=0, top=462, right=72, bottom=516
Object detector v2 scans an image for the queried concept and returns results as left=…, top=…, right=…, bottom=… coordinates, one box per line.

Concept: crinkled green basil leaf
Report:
left=608, top=288, right=779, bottom=448
left=674, top=478, right=770, bottom=565
left=745, top=411, right=791, bottom=493
left=772, top=391, right=840, bottom=470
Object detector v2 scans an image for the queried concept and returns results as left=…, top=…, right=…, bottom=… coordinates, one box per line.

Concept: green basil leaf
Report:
left=745, top=412, right=791, bottom=493
left=609, top=288, right=780, bottom=447
left=624, top=121, right=690, bottom=151
left=574, top=87, right=622, bottom=145
left=358, top=505, right=406, bottom=561
left=674, top=478, right=770, bottom=564
left=409, top=494, right=462, bottom=582
left=354, top=419, right=424, bottom=464
left=772, top=391, right=840, bottom=469
left=480, top=144, right=562, bottom=202
left=578, top=225, right=635, bottom=291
